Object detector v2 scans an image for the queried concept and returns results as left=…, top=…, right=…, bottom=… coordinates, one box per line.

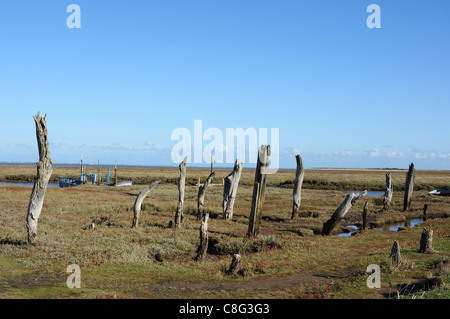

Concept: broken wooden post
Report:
left=132, top=180, right=160, bottom=228
left=423, top=204, right=428, bottom=221
left=291, top=153, right=305, bottom=219
left=226, top=254, right=241, bottom=275
left=197, top=171, right=215, bottom=221
left=321, top=191, right=367, bottom=236
left=195, top=210, right=210, bottom=262
left=362, top=201, right=369, bottom=230
left=419, top=227, right=433, bottom=253
left=383, top=172, right=393, bottom=211
left=175, top=156, right=188, bottom=228
left=223, top=159, right=243, bottom=220
left=390, top=241, right=401, bottom=266
left=403, top=163, right=415, bottom=211
left=247, top=145, right=270, bottom=238
left=26, top=112, right=53, bottom=244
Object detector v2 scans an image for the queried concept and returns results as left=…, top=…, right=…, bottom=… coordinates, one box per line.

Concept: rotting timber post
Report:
left=132, top=180, right=160, bottom=228
left=403, top=163, right=415, bottom=212
left=26, top=112, right=53, bottom=244
left=291, top=153, right=305, bottom=219
left=174, top=156, right=188, bottom=228
left=247, top=145, right=270, bottom=238
left=321, top=191, right=367, bottom=236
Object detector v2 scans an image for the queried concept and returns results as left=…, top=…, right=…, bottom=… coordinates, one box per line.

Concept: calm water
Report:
left=0, top=182, right=60, bottom=188
left=338, top=218, right=425, bottom=237
left=342, top=191, right=385, bottom=197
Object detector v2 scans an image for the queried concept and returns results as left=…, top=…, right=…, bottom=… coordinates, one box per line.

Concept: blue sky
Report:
left=0, top=1, right=449, bottom=169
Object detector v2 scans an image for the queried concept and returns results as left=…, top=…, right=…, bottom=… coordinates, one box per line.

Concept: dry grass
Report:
left=0, top=167, right=449, bottom=299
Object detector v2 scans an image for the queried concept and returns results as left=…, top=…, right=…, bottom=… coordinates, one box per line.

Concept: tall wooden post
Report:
left=403, top=163, right=415, bottom=211
left=291, top=153, right=305, bottom=219
left=223, top=160, right=243, bottom=220
left=175, top=156, right=188, bottom=228
left=26, top=112, right=53, bottom=244
left=132, top=181, right=160, bottom=228
left=321, top=191, right=367, bottom=236
left=362, top=201, right=369, bottom=230
left=197, top=171, right=215, bottom=221
left=247, top=145, right=270, bottom=238
left=383, top=172, right=393, bottom=210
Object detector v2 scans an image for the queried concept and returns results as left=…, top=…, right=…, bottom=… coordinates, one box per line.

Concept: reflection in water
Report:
left=338, top=219, right=424, bottom=237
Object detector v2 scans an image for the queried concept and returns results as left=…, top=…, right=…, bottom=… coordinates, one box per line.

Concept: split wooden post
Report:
left=132, top=180, right=160, bottom=228
left=247, top=145, right=270, bottom=238
left=227, top=254, right=241, bottom=275
left=26, top=112, right=53, bottom=244
left=195, top=209, right=210, bottom=262
left=383, top=172, right=393, bottom=211
left=390, top=241, right=401, bottom=266
left=223, top=160, right=243, bottom=220
left=419, top=227, right=433, bottom=253
left=197, top=171, right=216, bottom=221
left=291, top=153, right=305, bottom=219
left=174, top=156, right=188, bottom=228
left=362, top=201, right=369, bottom=230
left=321, top=191, right=367, bottom=236
left=423, top=204, right=428, bottom=221
left=403, top=163, right=415, bottom=211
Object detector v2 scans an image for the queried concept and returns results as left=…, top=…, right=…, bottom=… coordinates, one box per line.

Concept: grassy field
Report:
left=0, top=166, right=449, bottom=299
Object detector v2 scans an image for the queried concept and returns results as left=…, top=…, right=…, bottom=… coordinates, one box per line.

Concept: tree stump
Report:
left=223, top=160, right=243, bottom=220
left=247, top=145, right=270, bottom=238
left=403, top=163, right=415, bottom=211
left=174, top=156, right=188, bottom=228
left=26, top=112, right=53, bottom=245
left=362, top=201, right=369, bottom=230
left=132, top=180, right=160, bottom=228
left=383, top=172, right=393, bottom=211
left=227, top=254, right=241, bottom=275
left=291, top=154, right=305, bottom=219
left=390, top=240, right=401, bottom=266
left=197, top=171, right=215, bottom=221
left=419, top=227, right=433, bottom=253
left=321, top=191, right=367, bottom=236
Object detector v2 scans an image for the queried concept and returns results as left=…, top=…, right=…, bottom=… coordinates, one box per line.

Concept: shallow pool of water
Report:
left=338, top=218, right=425, bottom=237
left=0, top=182, right=60, bottom=188
left=341, top=191, right=385, bottom=197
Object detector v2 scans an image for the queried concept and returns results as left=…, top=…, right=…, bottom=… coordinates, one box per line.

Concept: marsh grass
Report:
left=0, top=168, right=449, bottom=299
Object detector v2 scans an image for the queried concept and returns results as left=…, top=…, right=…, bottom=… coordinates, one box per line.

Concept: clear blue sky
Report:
left=0, top=1, right=449, bottom=169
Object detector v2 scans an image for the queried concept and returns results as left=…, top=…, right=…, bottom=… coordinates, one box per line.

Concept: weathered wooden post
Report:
left=362, top=201, right=369, bottom=230
left=226, top=254, right=241, bottom=275
left=403, top=163, right=415, bottom=211
left=291, top=153, right=305, bottom=219
left=247, top=145, right=270, bottom=238
left=383, top=172, right=393, bottom=210
left=26, top=112, right=53, bottom=245
left=321, top=191, right=367, bottom=236
left=197, top=171, right=215, bottom=221
left=175, top=156, right=188, bottom=228
left=223, top=160, right=243, bottom=220
left=195, top=210, right=210, bottom=262
left=390, top=241, right=401, bottom=266
left=419, top=227, right=433, bottom=253
left=423, top=204, right=428, bottom=221
left=132, top=180, right=160, bottom=228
